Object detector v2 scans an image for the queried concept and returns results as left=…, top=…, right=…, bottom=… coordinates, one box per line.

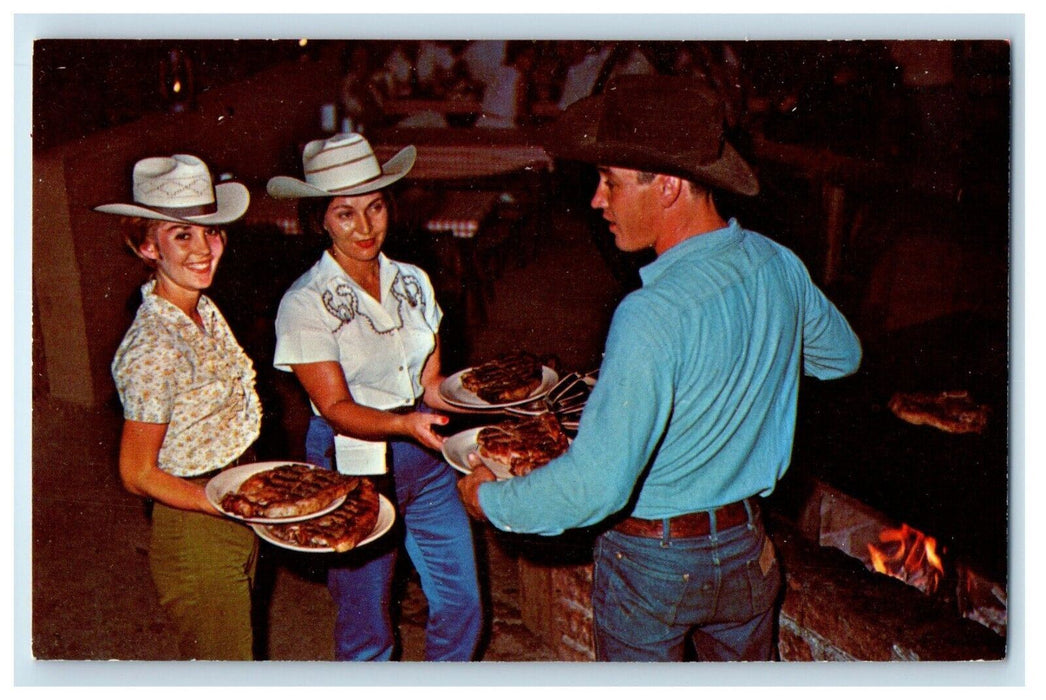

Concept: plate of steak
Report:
left=208, top=462, right=356, bottom=524
left=475, top=413, right=571, bottom=478
left=254, top=478, right=394, bottom=553
left=440, top=351, right=558, bottom=409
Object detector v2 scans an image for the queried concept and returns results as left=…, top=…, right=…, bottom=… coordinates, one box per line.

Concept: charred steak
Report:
left=219, top=463, right=356, bottom=519
left=461, top=351, right=544, bottom=403
left=888, top=390, right=990, bottom=435
left=262, top=478, right=382, bottom=552
left=477, top=412, right=571, bottom=477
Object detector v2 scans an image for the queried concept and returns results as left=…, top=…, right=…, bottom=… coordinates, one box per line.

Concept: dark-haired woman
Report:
left=268, top=133, right=482, bottom=661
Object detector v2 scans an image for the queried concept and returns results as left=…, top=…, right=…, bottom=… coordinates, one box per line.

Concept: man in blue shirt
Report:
left=457, top=75, right=862, bottom=661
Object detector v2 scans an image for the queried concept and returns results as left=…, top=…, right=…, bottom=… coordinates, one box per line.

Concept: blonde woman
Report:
left=96, top=154, right=263, bottom=660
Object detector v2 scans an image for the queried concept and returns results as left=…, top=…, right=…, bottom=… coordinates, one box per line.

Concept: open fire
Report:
left=867, top=522, right=945, bottom=594
left=799, top=478, right=1005, bottom=636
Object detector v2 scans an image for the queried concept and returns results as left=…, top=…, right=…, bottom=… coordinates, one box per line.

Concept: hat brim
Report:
left=266, top=146, right=416, bottom=199
left=543, top=95, right=760, bottom=197
left=93, top=181, right=250, bottom=225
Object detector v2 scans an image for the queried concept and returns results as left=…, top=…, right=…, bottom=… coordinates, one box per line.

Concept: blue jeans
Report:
left=306, top=415, right=482, bottom=661
left=592, top=501, right=781, bottom=661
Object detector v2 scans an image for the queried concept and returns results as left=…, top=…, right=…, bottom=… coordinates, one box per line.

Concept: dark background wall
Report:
left=31, top=39, right=1012, bottom=412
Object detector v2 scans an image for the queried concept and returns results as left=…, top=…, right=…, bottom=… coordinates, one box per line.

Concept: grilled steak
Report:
left=461, top=351, right=544, bottom=403
left=219, top=463, right=356, bottom=519
left=888, top=390, right=990, bottom=435
left=477, top=412, right=571, bottom=477
left=262, top=478, right=381, bottom=552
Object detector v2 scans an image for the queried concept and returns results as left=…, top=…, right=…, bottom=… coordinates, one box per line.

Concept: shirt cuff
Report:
left=477, top=481, right=513, bottom=532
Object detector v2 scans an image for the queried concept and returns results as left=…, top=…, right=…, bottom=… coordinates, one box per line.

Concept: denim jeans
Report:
left=591, top=501, right=781, bottom=661
left=306, top=415, right=482, bottom=661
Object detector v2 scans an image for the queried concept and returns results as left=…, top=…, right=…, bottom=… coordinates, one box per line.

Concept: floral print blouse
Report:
left=112, top=280, right=262, bottom=477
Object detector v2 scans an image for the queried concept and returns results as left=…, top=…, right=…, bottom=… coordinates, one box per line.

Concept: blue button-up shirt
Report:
left=479, top=219, right=861, bottom=535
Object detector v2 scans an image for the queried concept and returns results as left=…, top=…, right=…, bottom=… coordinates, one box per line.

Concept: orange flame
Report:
left=867, top=523, right=945, bottom=594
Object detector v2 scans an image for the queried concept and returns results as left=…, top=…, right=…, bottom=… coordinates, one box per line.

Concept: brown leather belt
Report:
left=614, top=499, right=753, bottom=539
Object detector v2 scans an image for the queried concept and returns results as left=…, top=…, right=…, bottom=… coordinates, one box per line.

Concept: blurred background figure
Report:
left=461, top=39, right=507, bottom=93
left=556, top=41, right=613, bottom=110
left=415, top=40, right=456, bottom=97
left=338, top=42, right=386, bottom=134
left=373, top=41, right=418, bottom=101
left=474, top=41, right=537, bottom=129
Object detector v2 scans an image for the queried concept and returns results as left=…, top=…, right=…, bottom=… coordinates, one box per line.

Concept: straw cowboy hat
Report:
left=94, top=154, right=250, bottom=225
left=266, top=132, right=416, bottom=199
left=543, top=75, right=760, bottom=197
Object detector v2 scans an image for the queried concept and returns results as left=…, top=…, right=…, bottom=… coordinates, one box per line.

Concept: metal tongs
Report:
left=545, top=369, right=599, bottom=421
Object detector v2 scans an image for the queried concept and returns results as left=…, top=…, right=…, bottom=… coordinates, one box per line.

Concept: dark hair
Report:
left=298, top=190, right=397, bottom=238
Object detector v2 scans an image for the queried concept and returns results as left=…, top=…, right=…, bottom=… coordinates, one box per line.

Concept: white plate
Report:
left=206, top=461, right=348, bottom=524
left=252, top=495, right=396, bottom=553
left=439, top=366, right=559, bottom=409
left=441, top=426, right=514, bottom=480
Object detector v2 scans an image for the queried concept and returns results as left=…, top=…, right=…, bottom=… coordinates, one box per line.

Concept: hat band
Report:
left=306, top=152, right=382, bottom=191
left=146, top=202, right=218, bottom=218
left=328, top=171, right=387, bottom=194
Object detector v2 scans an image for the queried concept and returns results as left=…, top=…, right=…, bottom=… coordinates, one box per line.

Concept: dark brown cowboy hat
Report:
left=544, top=75, right=759, bottom=197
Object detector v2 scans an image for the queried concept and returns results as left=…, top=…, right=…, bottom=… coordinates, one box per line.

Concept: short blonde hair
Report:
left=121, top=217, right=227, bottom=269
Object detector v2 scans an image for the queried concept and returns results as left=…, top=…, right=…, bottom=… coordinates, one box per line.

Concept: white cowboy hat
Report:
left=93, top=154, right=250, bottom=225
left=266, top=132, right=416, bottom=199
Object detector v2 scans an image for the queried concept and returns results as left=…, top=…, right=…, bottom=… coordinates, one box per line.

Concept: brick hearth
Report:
left=516, top=515, right=1005, bottom=662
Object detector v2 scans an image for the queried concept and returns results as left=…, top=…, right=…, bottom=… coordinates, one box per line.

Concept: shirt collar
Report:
left=139, top=278, right=213, bottom=327
left=319, top=250, right=395, bottom=296
left=640, top=218, right=744, bottom=286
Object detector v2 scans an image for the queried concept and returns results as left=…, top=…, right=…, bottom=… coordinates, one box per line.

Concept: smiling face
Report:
left=138, top=221, right=225, bottom=307
left=323, top=192, right=389, bottom=268
left=590, top=166, right=660, bottom=253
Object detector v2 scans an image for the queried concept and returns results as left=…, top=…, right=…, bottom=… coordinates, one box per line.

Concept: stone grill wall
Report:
left=517, top=518, right=1005, bottom=662
left=550, top=565, right=595, bottom=661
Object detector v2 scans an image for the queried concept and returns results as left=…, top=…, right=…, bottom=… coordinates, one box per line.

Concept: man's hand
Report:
left=457, top=454, right=496, bottom=521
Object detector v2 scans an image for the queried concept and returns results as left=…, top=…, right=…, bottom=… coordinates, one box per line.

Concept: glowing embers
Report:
left=867, top=522, right=945, bottom=595
left=797, top=477, right=1006, bottom=637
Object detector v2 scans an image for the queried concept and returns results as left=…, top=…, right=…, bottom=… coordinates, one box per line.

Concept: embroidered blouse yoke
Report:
left=112, top=280, right=263, bottom=477
left=273, top=251, right=443, bottom=412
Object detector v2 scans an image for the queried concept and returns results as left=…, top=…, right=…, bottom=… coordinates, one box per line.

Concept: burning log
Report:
left=867, top=523, right=945, bottom=595
left=793, top=477, right=1006, bottom=637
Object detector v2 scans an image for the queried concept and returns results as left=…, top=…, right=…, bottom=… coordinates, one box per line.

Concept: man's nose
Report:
left=590, top=186, right=606, bottom=210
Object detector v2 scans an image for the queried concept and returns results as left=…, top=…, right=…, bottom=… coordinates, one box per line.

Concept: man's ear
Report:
left=659, top=175, right=684, bottom=207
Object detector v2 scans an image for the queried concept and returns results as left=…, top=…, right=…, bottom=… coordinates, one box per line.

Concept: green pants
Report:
left=149, top=502, right=259, bottom=660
